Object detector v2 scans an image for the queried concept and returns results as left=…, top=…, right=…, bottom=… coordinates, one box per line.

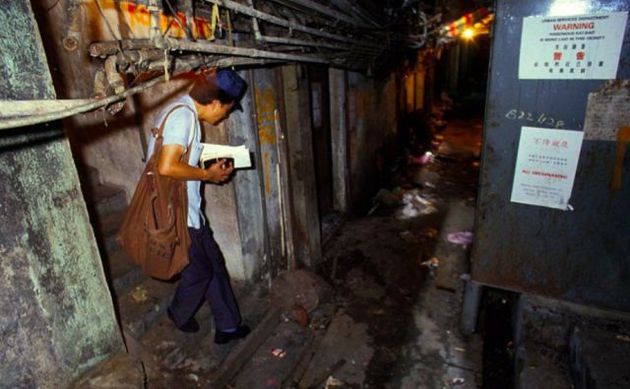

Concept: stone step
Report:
left=230, top=321, right=315, bottom=388
left=104, top=250, right=145, bottom=298
left=570, top=326, right=630, bottom=389
left=116, top=277, right=178, bottom=341
left=94, top=209, right=126, bottom=241
left=85, top=184, right=128, bottom=217
left=86, top=195, right=144, bottom=300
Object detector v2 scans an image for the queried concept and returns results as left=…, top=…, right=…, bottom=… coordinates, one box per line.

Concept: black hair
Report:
left=189, top=75, right=234, bottom=105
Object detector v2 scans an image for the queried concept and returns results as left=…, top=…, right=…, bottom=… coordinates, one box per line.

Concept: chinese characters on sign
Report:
left=511, top=127, right=584, bottom=210
left=518, top=11, right=628, bottom=79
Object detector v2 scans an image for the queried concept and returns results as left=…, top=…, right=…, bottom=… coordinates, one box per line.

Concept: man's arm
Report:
left=158, top=144, right=233, bottom=184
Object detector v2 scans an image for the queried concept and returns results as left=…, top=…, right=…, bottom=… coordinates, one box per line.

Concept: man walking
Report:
left=147, top=69, right=249, bottom=344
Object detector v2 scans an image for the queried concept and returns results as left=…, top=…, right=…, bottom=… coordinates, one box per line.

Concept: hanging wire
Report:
left=94, top=0, right=121, bottom=40
left=94, top=0, right=134, bottom=63
left=162, top=0, right=194, bottom=38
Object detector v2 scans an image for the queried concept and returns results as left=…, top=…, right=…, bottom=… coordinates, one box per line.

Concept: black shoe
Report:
left=214, top=325, right=250, bottom=345
left=167, top=307, right=199, bottom=333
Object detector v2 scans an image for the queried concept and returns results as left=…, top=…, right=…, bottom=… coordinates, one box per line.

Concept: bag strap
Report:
left=151, top=103, right=198, bottom=162
left=154, top=104, right=195, bottom=144
left=148, top=104, right=198, bottom=201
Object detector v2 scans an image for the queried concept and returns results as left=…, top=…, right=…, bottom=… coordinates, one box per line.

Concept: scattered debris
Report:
left=447, top=231, right=474, bottom=246
left=398, top=192, right=438, bottom=219
left=270, top=270, right=333, bottom=312
left=419, top=257, right=440, bottom=270
left=399, top=230, right=414, bottom=241
left=291, top=305, right=310, bottom=327
left=271, top=348, right=287, bottom=358
left=373, top=187, right=403, bottom=206
left=408, top=151, right=435, bottom=165
left=421, top=227, right=439, bottom=239
left=131, top=285, right=149, bottom=303
left=324, top=376, right=346, bottom=388
left=399, top=226, right=440, bottom=243
left=451, top=377, right=465, bottom=385
left=454, top=347, right=466, bottom=352
left=617, top=334, right=630, bottom=342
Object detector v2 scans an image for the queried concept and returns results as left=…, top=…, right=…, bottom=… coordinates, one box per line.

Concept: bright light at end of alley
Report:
left=462, top=28, right=475, bottom=40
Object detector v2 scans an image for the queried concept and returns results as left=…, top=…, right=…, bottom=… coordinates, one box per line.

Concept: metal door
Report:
left=473, top=0, right=630, bottom=312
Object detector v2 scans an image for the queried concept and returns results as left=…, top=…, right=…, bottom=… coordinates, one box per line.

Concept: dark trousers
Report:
left=168, top=226, right=241, bottom=331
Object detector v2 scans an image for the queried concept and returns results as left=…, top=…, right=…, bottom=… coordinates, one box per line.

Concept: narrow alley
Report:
left=72, top=112, right=485, bottom=388
left=2, top=1, right=630, bottom=389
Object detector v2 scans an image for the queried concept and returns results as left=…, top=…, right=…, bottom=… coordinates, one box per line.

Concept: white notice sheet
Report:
left=518, top=11, right=628, bottom=79
left=510, top=127, right=584, bottom=210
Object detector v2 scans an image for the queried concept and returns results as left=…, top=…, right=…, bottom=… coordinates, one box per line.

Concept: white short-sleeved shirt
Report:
left=147, top=94, right=204, bottom=229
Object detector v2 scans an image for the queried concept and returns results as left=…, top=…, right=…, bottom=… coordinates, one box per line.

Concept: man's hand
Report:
left=203, top=158, right=234, bottom=184
left=158, top=145, right=234, bottom=183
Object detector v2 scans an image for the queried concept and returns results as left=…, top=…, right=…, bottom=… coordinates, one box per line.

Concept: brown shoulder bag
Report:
left=117, top=105, right=193, bottom=280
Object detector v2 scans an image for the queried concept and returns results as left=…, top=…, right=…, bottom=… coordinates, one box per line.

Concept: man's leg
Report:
left=198, top=227, right=242, bottom=331
left=168, top=227, right=212, bottom=328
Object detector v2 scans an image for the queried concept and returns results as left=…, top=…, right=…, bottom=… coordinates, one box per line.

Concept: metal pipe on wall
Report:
left=91, top=38, right=329, bottom=64
left=0, top=76, right=166, bottom=130
left=155, top=36, right=329, bottom=63
left=202, top=0, right=379, bottom=48
left=256, top=35, right=380, bottom=54
left=246, top=0, right=263, bottom=41
left=267, top=0, right=367, bottom=27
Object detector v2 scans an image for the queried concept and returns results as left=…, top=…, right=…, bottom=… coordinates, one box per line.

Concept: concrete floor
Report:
left=300, top=118, right=485, bottom=388
left=74, top=117, right=486, bottom=388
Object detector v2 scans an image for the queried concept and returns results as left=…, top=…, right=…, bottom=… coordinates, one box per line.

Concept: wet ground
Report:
left=308, top=117, right=485, bottom=388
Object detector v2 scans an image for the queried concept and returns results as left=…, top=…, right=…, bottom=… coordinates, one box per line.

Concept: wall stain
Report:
left=254, top=88, right=277, bottom=145
left=83, top=0, right=214, bottom=40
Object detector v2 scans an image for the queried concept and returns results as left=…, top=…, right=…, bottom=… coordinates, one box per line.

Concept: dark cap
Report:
left=215, top=69, right=247, bottom=111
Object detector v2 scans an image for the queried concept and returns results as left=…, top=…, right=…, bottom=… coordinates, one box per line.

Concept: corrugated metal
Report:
left=473, top=0, right=630, bottom=311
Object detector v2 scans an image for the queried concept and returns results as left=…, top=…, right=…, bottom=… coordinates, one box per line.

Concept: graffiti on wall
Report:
left=82, top=0, right=216, bottom=40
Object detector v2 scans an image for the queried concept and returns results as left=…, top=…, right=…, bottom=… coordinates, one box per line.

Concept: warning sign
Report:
left=510, top=127, right=584, bottom=210
left=518, top=11, right=628, bottom=79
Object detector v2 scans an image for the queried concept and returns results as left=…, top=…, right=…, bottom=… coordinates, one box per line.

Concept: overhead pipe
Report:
left=155, top=36, right=329, bottom=63
left=114, top=49, right=165, bottom=70
left=246, top=0, right=263, bottom=41
left=0, top=76, right=165, bottom=130
left=266, top=0, right=367, bottom=28
left=329, top=0, right=382, bottom=28
left=202, top=0, right=381, bottom=49
left=245, top=1, right=376, bottom=57
left=0, top=99, right=99, bottom=117
left=257, top=35, right=381, bottom=54
left=244, top=0, right=375, bottom=53
left=91, top=37, right=329, bottom=64
left=90, top=39, right=158, bottom=57
left=145, top=54, right=283, bottom=71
